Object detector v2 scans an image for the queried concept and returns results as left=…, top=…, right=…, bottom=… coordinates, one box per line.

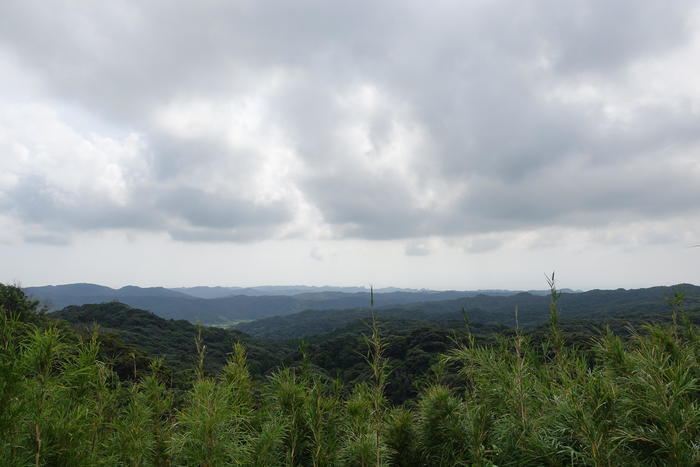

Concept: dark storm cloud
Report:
left=1, top=0, right=699, bottom=243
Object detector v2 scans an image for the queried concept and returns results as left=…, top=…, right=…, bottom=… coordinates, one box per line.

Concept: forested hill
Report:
left=405, top=283, right=700, bottom=323
left=52, top=302, right=290, bottom=377
left=48, top=301, right=506, bottom=404
left=47, top=300, right=489, bottom=403
left=236, top=283, right=700, bottom=339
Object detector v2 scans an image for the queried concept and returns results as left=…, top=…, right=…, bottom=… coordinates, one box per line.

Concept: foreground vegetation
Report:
left=1, top=281, right=699, bottom=465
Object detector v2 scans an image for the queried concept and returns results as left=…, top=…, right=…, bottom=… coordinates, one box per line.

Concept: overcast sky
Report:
left=1, top=1, right=700, bottom=291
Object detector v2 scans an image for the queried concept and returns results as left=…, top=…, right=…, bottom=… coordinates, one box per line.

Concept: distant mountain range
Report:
left=170, top=285, right=426, bottom=298
left=234, top=284, right=700, bottom=339
left=25, top=283, right=528, bottom=324
left=169, top=285, right=581, bottom=298
left=22, top=282, right=693, bottom=332
left=26, top=283, right=191, bottom=299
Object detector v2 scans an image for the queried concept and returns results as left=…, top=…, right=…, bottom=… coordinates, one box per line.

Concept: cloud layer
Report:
left=1, top=0, right=700, bottom=247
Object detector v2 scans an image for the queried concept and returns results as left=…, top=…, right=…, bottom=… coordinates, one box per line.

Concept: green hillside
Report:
left=52, top=302, right=290, bottom=378
left=236, top=284, right=700, bottom=339
left=3, top=282, right=699, bottom=465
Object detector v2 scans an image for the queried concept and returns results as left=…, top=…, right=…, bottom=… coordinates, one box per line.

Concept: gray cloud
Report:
left=309, top=246, right=324, bottom=261
left=3, top=174, right=292, bottom=243
left=1, top=0, right=699, bottom=244
left=405, top=241, right=431, bottom=257
left=463, top=236, right=503, bottom=254
left=6, top=175, right=159, bottom=232
left=538, top=1, right=694, bottom=73
left=157, top=187, right=292, bottom=230
left=23, top=233, right=71, bottom=246
left=168, top=226, right=279, bottom=243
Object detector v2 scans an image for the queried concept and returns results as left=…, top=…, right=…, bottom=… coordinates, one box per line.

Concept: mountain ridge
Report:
left=23, top=282, right=695, bottom=328
left=234, top=283, right=700, bottom=339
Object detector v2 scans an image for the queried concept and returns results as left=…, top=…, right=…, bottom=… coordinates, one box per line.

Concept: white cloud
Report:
left=405, top=240, right=431, bottom=256
left=1, top=0, right=699, bottom=288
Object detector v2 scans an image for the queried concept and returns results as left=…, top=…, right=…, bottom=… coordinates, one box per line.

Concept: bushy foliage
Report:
left=53, top=302, right=289, bottom=378
left=2, top=283, right=699, bottom=465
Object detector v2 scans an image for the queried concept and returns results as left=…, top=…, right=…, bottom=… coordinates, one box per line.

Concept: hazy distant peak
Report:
left=24, top=283, right=191, bottom=304
left=24, top=283, right=115, bottom=297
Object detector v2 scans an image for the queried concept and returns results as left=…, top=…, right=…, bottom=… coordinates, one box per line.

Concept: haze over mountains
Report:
left=170, top=285, right=426, bottom=299
left=23, top=283, right=696, bottom=334
left=234, top=284, right=700, bottom=339
left=25, top=283, right=531, bottom=324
